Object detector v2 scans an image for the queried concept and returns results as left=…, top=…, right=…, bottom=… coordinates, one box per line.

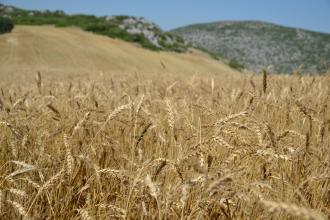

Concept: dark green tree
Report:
left=0, top=17, right=14, bottom=34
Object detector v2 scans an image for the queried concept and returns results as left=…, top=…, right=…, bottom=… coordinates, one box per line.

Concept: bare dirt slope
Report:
left=0, top=26, right=238, bottom=78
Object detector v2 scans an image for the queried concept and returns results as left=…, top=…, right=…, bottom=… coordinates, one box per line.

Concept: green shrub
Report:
left=0, top=17, right=14, bottom=34
left=192, top=46, right=223, bottom=60
left=85, top=23, right=160, bottom=51
left=228, top=58, right=244, bottom=71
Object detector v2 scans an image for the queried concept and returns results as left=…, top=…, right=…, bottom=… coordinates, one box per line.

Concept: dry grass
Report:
left=0, top=70, right=329, bottom=220
left=0, top=26, right=239, bottom=77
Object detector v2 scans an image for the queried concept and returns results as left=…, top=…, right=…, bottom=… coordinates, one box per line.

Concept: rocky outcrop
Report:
left=172, top=21, right=330, bottom=73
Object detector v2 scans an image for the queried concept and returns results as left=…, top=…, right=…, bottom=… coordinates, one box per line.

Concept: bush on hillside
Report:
left=86, top=23, right=160, bottom=51
left=229, top=58, right=244, bottom=71
left=0, top=17, right=14, bottom=34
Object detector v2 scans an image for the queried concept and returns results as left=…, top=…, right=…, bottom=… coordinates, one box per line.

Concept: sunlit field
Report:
left=0, top=70, right=329, bottom=219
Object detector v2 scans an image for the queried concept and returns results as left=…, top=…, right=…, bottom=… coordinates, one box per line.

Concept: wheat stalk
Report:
left=135, top=95, right=145, bottom=116
left=0, top=190, right=2, bottom=214
left=9, top=188, right=27, bottom=198
left=215, top=111, right=248, bottom=127
left=10, top=160, right=36, bottom=169
left=0, top=121, right=22, bottom=139
left=145, top=174, right=158, bottom=199
left=91, top=104, right=130, bottom=145
left=63, top=134, right=74, bottom=177
left=262, top=69, right=267, bottom=93
left=72, top=112, right=90, bottom=136
left=7, top=200, right=30, bottom=220
left=260, top=199, right=326, bottom=220
left=135, top=122, right=152, bottom=148
left=24, top=178, right=41, bottom=189
left=9, top=139, right=18, bottom=159
left=165, top=99, right=175, bottom=130
left=39, top=169, right=64, bottom=192
left=180, top=183, right=191, bottom=207
left=206, top=175, right=233, bottom=196
left=98, top=204, right=127, bottom=218
left=78, top=208, right=94, bottom=220
left=6, top=167, right=36, bottom=179
left=35, top=71, right=42, bottom=93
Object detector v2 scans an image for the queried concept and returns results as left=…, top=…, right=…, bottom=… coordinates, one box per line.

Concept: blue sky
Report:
left=2, top=0, right=330, bottom=33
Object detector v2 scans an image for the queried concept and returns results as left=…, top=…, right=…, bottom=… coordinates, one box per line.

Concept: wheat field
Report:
left=0, top=70, right=329, bottom=220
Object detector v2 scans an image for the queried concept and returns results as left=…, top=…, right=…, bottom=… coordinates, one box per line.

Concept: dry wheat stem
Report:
left=260, top=199, right=326, bottom=220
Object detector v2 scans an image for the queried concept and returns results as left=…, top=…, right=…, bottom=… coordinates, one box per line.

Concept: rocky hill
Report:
left=0, top=3, right=187, bottom=52
left=172, top=21, right=330, bottom=73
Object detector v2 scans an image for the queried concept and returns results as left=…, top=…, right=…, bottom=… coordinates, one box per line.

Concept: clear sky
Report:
left=2, top=0, right=330, bottom=33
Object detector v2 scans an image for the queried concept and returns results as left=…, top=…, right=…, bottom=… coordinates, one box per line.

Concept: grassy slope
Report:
left=0, top=25, right=239, bottom=79
left=0, top=4, right=187, bottom=52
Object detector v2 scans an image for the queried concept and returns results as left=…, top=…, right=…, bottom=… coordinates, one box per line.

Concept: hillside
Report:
left=172, top=21, right=330, bottom=73
left=0, top=25, right=238, bottom=77
left=0, top=3, right=187, bottom=52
